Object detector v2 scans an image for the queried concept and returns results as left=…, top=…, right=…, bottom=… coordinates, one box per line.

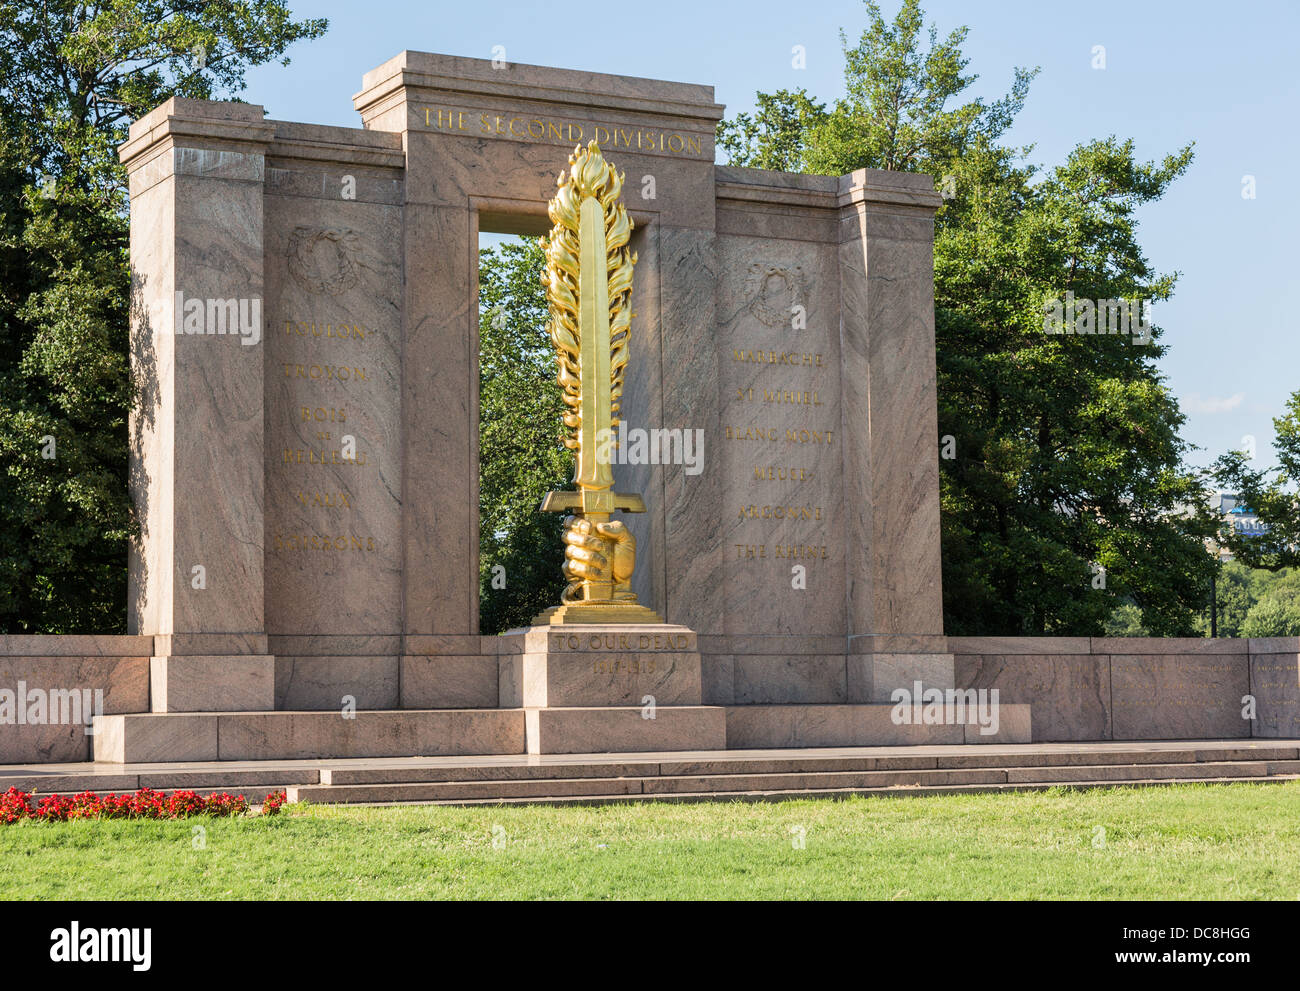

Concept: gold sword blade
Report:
left=577, top=192, right=614, bottom=513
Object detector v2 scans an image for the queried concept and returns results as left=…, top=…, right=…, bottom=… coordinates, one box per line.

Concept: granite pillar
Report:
left=121, top=99, right=276, bottom=711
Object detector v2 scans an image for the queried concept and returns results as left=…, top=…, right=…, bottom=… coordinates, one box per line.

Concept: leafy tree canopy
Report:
left=1213, top=390, right=1300, bottom=570
left=718, top=0, right=1218, bottom=635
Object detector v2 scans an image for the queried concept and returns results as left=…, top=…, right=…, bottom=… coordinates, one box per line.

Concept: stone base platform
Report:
left=6, top=740, right=1297, bottom=807
left=725, top=703, right=1032, bottom=748
left=499, top=622, right=728, bottom=754
left=88, top=701, right=1028, bottom=762
left=526, top=705, right=726, bottom=754
left=92, top=709, right=525, bottom=763
left=9, top=635, right=1296, bottom=763
left=498, top=623, right=704, bottom=707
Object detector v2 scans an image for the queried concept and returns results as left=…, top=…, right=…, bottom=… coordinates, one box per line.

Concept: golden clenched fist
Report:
left=561, top=516, right=637, bottom=602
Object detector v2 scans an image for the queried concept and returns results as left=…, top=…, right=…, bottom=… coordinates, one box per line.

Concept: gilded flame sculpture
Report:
left=534, top=142, right=663, bottom=625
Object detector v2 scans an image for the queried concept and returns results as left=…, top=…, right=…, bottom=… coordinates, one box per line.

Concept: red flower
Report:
left=166, top=790, right=207, bottom=818
left=203, top=792, right=249, bottom=817
left=0, top=787, right=31, bottom=824
left=131, top=787, right=167, bottom=819
left=66, top=792, right=102, bottom=820
left=99, top=793, right=135, bottom=818
left=261, top=790, right=287, bottom=816
left=33, top=793, right=74, bottom=821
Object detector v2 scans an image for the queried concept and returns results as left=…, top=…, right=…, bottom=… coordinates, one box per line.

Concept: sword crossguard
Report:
left=540, top=490, right=646, bottom=515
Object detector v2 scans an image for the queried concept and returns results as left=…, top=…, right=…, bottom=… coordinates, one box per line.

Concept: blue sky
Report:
left=243, top=0, right=1300, bottom=474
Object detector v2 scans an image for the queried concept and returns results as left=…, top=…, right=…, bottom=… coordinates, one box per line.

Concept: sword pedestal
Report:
left=498, top=623, right=725, bottom=754
left=531, top=602, right=664, bottom=625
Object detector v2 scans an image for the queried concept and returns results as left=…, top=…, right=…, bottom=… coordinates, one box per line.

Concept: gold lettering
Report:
left=283, top=321, right=368, bottom=340
left=271, top=532, right=376, bottom=552
left=418, top=110, right=704, bottom=157
left=752, top=466, right=810, bottom=481
left=299, top=407, right=347, bottom=423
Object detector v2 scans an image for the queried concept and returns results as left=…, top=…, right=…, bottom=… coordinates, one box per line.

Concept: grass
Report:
left=3, top=781, right=1300, bottom=899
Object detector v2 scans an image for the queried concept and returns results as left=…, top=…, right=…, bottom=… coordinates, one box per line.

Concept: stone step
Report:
left=2, top=767, right=320, bottom=795
left=89, top=705, right=730, bottom=762
left=291, top=766, right=1004, bottom=803
left=1005, top=759, right=1300, bottom=784
left=313, top=743, right=1300, bottom=786
left=8, top=742, right=1299, bottom=800
left=921, top=744, right=1299, bottom=769
left=723, top=704, right=1033, bottom=747
left=289, top=774, right=1300, bottom=808
left=92, top=709, right=526, bottom=762
left=189, top=785, right=294, bottom=803
left=526, top=705, right=726, bottom=754
left=287, top=760, right=1300, bottom=805
left=320, top=761, right=660, bottom=785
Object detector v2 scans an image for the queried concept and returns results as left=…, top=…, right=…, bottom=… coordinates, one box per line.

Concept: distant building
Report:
left=1211, top=492, right=1270, bottom=560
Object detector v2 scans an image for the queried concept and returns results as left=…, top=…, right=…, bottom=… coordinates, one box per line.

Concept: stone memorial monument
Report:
left=90, top=49, right=959, bottom=760
left=0, top=48, right=1281, bottom=770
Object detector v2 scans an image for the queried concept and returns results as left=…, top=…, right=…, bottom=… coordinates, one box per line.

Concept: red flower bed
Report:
left=0, top=786, right=286, bottom=823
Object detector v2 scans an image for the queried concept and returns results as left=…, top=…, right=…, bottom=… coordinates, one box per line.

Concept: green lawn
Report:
left=4, top=782, right=1299, bottom=899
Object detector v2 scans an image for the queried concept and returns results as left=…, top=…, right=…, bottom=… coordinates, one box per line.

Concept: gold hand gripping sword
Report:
left=534, top=142, right=661, bottom=625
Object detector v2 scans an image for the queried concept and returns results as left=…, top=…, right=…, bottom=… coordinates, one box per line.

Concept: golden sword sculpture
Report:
left=533, top=142, right=663, bottom=625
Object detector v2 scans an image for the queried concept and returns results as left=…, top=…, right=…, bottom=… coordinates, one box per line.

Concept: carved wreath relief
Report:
left=745, top=263, right=807, bottom=327
left=287, top=226, right=361, bottom=296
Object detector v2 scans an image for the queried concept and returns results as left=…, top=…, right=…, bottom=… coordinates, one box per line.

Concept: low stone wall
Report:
left=0, top=637, right=152, bottom=763
left=697, top=634, right=951, bottom=706
left=952, top=637, right=1300, bottom=742
left=4, top=634, right=1298, bottom=762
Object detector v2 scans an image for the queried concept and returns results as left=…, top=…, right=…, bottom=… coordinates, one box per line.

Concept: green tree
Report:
left=1195, top=560, right=1300, bottom=637
left=1208, top=560, right=1261, bottom=637
left=936, top=137, right=1217, bottom=636
left=0, top=127, right=134, bottom=632
left=717, top=90, right=829, bottom=172
left=1213, top=390, right=1300, bottom=570
left=478, top=238, right=572, bottom=634
left=1103, top=602, right=1149, bottom=637
left=806, top=2, right=1032, bottom=177
left=0, top=1, right=326, bottom=631
left=1241, top=595, right=1300, bottom=637
left=718, top=0, right=1218, bottom=635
